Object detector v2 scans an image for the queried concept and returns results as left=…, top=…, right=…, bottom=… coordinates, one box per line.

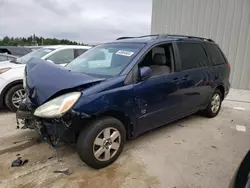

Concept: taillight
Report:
left=227, top=63, right=230, bottom=70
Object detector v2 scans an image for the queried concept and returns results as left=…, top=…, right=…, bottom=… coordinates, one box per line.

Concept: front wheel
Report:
left=5, top=84, right=25, bottom=112
left=77, top=117, right=126, bottom=169
left=202, top=89, right=222, bottom=118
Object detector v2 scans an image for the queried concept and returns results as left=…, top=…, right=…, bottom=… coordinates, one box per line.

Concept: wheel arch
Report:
left=97, top=110, right=135, bottom=140
left=0, top=80, right=23, bottom=107
left=216, top=85, right=225, bottom=100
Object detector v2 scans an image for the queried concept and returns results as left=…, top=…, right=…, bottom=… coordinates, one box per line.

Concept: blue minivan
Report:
left=17, top=35, right=230, bottom=169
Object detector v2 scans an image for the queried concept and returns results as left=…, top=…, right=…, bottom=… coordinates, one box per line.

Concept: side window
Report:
left=7, top=56, right=15, bottom=61
left=0, top=55, right=7, bottom=61
left=74, top=49, right=87, bottom=58
left=177, top=42, right=209, bottom=70
left=205, top=43, right=226, bottom=65
left=139, top=43, right=173, bottom=77
left=47, top=49, right=74, bottom=64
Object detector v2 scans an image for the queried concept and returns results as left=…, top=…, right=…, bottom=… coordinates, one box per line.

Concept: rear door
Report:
left=174, top=41, right=213, bottom=114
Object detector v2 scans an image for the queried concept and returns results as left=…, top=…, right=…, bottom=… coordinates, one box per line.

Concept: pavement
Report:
left=0, top=88, right=249, bottom=188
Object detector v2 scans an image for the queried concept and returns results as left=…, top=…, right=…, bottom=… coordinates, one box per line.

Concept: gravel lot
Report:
left=0, top=89, right=249, bottom=188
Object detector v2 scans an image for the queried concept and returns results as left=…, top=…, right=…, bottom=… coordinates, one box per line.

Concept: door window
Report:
left=47, top=49, right=74, bottom=64
left=0, top=55, right=7, bottom=61
left=177, top=42, right=209, bottom=70
left=7, top=56, right=16, bottom=61
left=74, top=49, right=87, bottom=58
left=139, top=44, right=173, bottom=77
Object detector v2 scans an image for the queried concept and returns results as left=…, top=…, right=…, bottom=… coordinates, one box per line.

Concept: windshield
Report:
left=66, top=43, right=144, bottom=77
left=15, top=48, right=55, bottom=64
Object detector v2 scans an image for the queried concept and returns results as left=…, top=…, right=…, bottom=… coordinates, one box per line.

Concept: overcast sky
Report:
left=0, top=0, right=152, bottom=43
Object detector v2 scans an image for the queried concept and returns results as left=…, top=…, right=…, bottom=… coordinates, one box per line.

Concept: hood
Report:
left=26, top=58, right=104, bottom=105
left=0, top=61, right=25, bottom=68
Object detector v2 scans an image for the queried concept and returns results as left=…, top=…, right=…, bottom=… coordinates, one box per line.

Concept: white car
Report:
left=0, top=45, right=91, bottom=111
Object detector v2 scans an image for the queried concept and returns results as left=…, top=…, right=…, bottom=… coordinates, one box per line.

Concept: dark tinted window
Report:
left=205, top=43, right=226, bottom=65
left=74, top=49, right=87, bottom=58
left=177, top=42, right=209, bottom=70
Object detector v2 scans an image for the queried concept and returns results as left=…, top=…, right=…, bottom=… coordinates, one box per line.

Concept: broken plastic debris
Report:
left=11, top=157, right=28, bottom=167
left=53, top=169, right=72, bottom=175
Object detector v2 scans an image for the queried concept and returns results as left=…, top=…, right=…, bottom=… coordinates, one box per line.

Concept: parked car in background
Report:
left=16, top=34, right=230, bottom=169
left=0, top=45, right=91, bottom=111
left=0, top=46, right=32, bottom=57
left=0, top=53, right=17, bottom=62
left=24, top=46, right=42, bottom=51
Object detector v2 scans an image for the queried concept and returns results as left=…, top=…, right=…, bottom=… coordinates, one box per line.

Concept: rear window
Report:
left=205, top=43, right=226, bottom=65
left=177, top=42, right=209, bottom=70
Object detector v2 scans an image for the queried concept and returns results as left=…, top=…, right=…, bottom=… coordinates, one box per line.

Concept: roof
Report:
left=38, top=45, right=92, bottom=50
left=0, top=46, right=32, bottom=56
left=114, top=34, right=215, bottom=44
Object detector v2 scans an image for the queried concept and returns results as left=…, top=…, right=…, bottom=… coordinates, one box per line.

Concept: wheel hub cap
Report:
left=12, top=89, right=26, bottom=108
left=93, top=127, right=121, bottom=161
left=211, top=93, right=220, bottom=113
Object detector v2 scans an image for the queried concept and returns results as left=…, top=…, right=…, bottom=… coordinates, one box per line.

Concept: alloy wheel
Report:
left=93, top=127, right=121, bottom=162
left=211, top=93, right=221, bottom=113
left=12, top=89, right=26, bottom=108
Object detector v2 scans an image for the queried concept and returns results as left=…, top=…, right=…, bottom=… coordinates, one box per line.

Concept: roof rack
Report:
left=116, top=34, right=214, bottom=43
left=157, top=34, right=214, bottom=42
left=116, top=35, right=158, bottom=40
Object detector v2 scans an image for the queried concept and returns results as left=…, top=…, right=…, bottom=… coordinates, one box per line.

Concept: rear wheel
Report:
left=5, top=84, right=25, bottom=112
left=202, top=89, right=222, bottom=118
left=77, top=117, right=126, bottom=169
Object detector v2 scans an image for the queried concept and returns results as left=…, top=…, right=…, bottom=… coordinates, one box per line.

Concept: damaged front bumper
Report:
left=16, top=100, right=86, bottom=146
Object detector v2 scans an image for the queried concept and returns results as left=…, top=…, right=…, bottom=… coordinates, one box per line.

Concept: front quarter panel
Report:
left=73, top=79, right=136, bottom=128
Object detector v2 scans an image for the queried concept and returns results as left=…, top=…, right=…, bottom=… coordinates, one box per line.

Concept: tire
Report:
left=5, top=84, right=25, bottom=112
left=77, top=117, right=126, bottom=169
left=202, top=89, right=222, bottom=118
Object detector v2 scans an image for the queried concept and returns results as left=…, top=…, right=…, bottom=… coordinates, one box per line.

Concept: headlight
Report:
left=34, top=92, right=81, bottom=118
left=0, top=67, right=11, bottom=74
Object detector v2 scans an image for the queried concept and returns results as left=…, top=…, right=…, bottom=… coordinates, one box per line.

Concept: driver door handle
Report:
left=172, top=77, right=180, bottom=83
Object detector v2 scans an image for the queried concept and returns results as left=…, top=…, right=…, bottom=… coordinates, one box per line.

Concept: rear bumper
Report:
left=224, top=82, right=231, bottom=99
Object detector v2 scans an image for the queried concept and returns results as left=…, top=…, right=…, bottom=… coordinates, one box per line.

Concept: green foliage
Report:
left=0, top=35, right=87, bottom=46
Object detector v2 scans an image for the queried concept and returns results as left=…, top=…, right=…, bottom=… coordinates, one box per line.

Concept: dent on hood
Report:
left=25, top=58, right=105, bottom=105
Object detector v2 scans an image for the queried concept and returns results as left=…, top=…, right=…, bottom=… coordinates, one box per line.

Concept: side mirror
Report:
left=139, top=66, right=152, bottom=80
left=46, top=59, right=54, bottom=64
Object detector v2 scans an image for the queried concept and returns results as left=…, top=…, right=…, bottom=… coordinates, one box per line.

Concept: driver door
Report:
left=134, top=43, right=183, bottom=134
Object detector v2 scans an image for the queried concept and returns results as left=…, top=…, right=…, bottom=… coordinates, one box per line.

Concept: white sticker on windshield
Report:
left=116, top=50, right=134, bottom=57
left=44, top=49, right=52, bottom=52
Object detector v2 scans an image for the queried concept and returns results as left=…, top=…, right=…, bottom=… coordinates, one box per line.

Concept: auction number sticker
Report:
left=116, top=50, right=134, bottom=56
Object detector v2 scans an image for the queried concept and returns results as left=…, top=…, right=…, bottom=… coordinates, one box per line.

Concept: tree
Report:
left=0, top=35, right=85, bottom=46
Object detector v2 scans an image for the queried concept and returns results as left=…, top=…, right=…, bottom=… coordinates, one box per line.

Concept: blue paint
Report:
left=25, top=36, right=230, bottom=139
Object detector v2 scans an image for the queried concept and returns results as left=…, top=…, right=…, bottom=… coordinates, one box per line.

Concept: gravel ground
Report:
left=0, top=89, right=249, bottom=188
